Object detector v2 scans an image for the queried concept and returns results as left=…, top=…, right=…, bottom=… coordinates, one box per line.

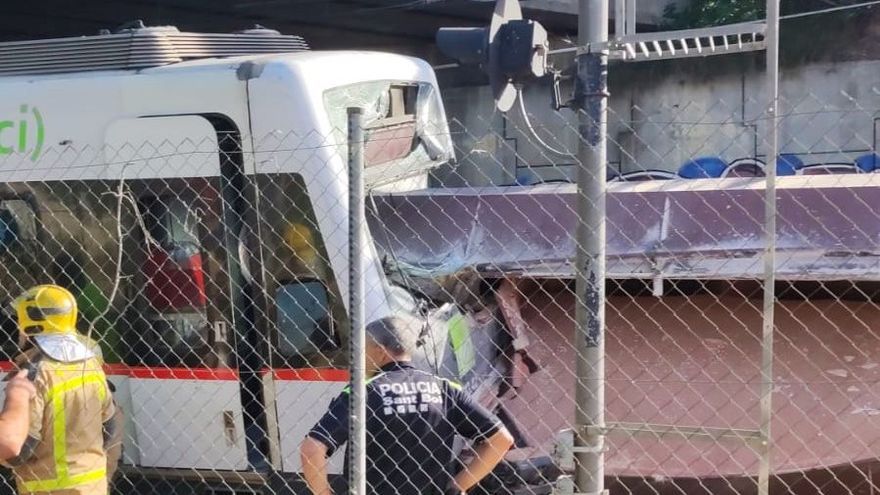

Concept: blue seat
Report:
left=678, top=157, right=727, bottom=179
left=855, top=153, right=880, bottom=173
left=775, top=154, right=803, bottom=175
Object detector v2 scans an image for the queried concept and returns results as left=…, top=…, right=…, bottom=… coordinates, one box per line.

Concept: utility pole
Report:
left=573, top=0, right=608, bottom=493
left=347, top=107, right=366, bottom=495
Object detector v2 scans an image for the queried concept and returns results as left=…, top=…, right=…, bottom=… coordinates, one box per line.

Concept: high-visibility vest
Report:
left=14, top=355, right=115, bottom=495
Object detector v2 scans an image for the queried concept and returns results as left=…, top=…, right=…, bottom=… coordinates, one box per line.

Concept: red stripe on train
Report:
left=266, top=368, right=349, bottom=382
left=104, top=365, right=239, bottom=381
left=0, top=361, right=346, bottom=381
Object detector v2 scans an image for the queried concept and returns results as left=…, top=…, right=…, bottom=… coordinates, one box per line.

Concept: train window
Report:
left=144, top=313, right=213, bottom=367
left=145, top=196, right=201, bottom=249
left=129, top=179, right=229, bottom=369
left=141, top=195, right=207, bottom=312
left=0, top=199, right=36, bottom=250
left=255, top=173, right=348, bottom=367
left=0, top=198, right=39, bottom=360
left=275, top=281, right=336, bottom=361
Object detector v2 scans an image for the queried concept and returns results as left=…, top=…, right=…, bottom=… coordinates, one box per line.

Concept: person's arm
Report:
left=450, top=428, right=515, bottom=493
left=447, top=382, right=515, bottom=493
left=300, top=391, right=350, bottom=495
left=301, top=436, right=332, bottom=495
left=101, top=379, right=118, bottom=449
left=0, top=370, right=36, bottom=461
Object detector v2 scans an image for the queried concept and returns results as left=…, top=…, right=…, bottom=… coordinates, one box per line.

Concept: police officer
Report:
left=4, top=285, right=117, bottom=495
left=301, top=316, right=514, bottom=495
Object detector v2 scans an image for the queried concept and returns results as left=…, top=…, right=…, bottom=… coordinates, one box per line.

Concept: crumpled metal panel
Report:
left=368, top=176, right=880, bottom=281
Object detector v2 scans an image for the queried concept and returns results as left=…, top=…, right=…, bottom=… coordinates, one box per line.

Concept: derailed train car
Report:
left=369, top=177, right=880, bottom=494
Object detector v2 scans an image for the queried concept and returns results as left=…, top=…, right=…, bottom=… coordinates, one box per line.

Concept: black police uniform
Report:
left=307, top=361, right=503, bottom=495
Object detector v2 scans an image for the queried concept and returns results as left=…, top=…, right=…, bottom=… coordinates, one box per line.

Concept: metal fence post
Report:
left=574, top=0, right=609, bottom=493
left=347, top=107, right=366, bottom=495
left=759, top=1, right=780, bottom=494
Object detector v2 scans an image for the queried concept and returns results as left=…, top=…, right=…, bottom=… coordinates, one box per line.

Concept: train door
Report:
left=246, top=172, right=350, bottom=474
left=104, top=116, right=250, bottom=471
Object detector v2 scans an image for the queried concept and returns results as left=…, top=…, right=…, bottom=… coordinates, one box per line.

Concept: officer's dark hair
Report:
left=365, top=317, right=416, bottom=357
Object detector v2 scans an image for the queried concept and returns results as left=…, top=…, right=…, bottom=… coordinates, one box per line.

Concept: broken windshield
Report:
left=324, top=80, right=454, bottom=188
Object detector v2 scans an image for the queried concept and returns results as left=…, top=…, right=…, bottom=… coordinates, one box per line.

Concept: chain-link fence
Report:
left=429, top=19, right=880, bottom=493
left=0, top=17, right=879, bottom=495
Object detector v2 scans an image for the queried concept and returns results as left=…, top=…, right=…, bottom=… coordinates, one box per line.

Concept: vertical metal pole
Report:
left=574, top=0, right=608, bottom=493
left=347, top=107, right=366, bottom=495
left=614, top=0, right=624, bottom=40
left=759, top=2, right=780, bottom=494
left=625, top=0, right=636, bottom=36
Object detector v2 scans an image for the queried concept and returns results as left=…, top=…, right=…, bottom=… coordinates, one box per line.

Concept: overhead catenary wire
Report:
left=781, top=0, right=880, bottom=19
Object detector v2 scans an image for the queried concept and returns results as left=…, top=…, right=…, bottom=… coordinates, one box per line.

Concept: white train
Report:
left=0, top=25, right=511, bottom=493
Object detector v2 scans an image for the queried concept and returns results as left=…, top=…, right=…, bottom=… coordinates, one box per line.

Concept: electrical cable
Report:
left=91, top=175, right=127, bottom=344
left=516, top=88, right=575, bottom=158
left=781, top=0, right=880, bottom=19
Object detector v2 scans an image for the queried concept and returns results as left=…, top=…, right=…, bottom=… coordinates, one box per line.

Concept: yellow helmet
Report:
left=14, top=285, right=78, bottom=337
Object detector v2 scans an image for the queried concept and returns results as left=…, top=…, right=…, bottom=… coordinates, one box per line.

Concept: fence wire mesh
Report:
left=0, top=43, right=878, bottom=495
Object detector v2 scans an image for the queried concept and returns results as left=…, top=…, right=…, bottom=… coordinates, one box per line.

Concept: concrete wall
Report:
left=436, top=57, right=880, bottom=186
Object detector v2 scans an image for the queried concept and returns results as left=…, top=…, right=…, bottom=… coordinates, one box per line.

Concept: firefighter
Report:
left=300, top=316, right=514, bottom=495
left=3, top=285, right=117, bottom=495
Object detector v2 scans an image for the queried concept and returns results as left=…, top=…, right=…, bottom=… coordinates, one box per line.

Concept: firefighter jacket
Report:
left=10, top=338, right=116, bottom=495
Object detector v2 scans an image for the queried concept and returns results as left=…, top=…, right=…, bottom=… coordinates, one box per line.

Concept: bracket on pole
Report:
left=551, top=475, right=611, bottom=495
left=553, top=476, right=609, bottom=495
left=554, top=428, right=605, bottom=473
